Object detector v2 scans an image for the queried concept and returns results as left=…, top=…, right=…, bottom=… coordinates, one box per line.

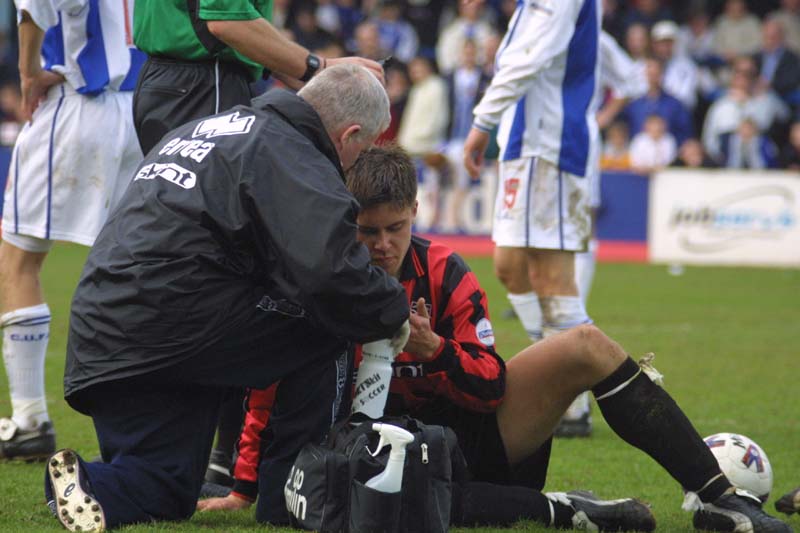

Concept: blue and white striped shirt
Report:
left=17, top=0, right=145, bottom=95
left=472, top=0, right=601, bottom=176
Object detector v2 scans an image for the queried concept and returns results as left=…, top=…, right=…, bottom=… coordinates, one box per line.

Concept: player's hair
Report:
left=298, top=63, right=390, bottom=142
left=346, top=144, right=417, bottom=210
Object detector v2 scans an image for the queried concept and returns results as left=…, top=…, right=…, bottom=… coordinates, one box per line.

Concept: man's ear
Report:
left=340, top=124, right=362, bottom=144
left=413, top=200, right=418, bottom=218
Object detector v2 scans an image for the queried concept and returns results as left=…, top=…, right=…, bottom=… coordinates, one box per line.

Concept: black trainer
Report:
left=546, top=490, right=656, bottom=531
left=204, top=448, right=234, bottom=487
left=694, top=491, right=793, bottom=533
left=0, top=417, right=56, bottom=461
left=46, top=449, right=105, bottom=532
left=775, top=487, right=800, bottom=516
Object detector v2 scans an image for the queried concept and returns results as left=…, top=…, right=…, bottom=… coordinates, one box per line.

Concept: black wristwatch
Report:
left=300, top=54, right=322, bottom=82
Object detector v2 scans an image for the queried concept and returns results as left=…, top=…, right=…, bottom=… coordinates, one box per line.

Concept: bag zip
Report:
left=421, top=443, right=429, bottom=464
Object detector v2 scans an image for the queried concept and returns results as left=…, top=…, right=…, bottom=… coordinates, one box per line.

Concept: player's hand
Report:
left=20, top=69, right=64, bottom=122
left=404, top=298, right=442, bottom=361
left=463, top=127, right=490, bottom=179
left=389, top=319, right=411, bottom=355
left=326, top=56, right=385, bottom=85
left=197, top=493, right=253, bottom=512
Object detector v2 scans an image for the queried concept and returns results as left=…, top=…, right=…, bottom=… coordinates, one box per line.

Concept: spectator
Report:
left=398, top=0, right=448, bottom=60
left=374, top=0, right=419, bottom=63
left=625, top=22, right=651, bottom=97
left=622, top=56, right=694, bottom=145
left=334, top=0, right=366, bottom=49
left=603, top=0, right=628, bottom=45
left=780, top=120, right=800, bottom=168
left=712, top=0, right=762, bottom=61
left=376, top=61, right=411, bottom=144
left=601, top=120, right=633, bottom=170
left=630, top=114, right=678, bottom=173
left=436, top=0, right=495, bottom=75
left=772, top=0, right=800, bottom=53
left=353, top=20, right=387, bottom=60
left=651, top=20, right=700, bottom=110
left=397, top=56, right=449, bottom=228
left=673, top=138, right=717, bottom=168
left=443, top=39, right=491, bottom=232
left=315, top=0, right=342, bottom=36
left=290, top=2, right=337, bottom=52
left=754, top=16, right=800, bottom=99
left=721, top=118, right=781, bottom=169
left=623, top=0, right=673, bottom=32
left=702, top=56, right=790, bottom=162
left=272, top=0, right=290, bottom=29
left=676, top=9, right=718, bottom=66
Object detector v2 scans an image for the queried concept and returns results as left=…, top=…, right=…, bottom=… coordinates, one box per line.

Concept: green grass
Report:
left=1, top=244, right=799, bottom=532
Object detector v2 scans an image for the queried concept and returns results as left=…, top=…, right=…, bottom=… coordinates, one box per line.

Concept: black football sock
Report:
left=593, top=357, right=731, bottom=502
left=451, top=481, right=573, bottom=528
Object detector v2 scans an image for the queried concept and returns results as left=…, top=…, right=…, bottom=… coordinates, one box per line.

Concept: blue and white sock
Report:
left=2, top=304, right=51, bottom=430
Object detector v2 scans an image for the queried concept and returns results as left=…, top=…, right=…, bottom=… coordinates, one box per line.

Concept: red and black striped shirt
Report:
left=230, top=236, right=506, bottom=499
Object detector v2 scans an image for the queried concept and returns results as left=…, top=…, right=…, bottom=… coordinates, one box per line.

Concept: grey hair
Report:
left=298, top=63, right=390, bottom=142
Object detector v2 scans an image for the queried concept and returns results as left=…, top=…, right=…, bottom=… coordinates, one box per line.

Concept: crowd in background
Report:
left=0, top=1, right=799, bottom=231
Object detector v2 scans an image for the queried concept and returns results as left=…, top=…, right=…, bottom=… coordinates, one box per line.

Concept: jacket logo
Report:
left=135, top=163, right=197, bottom=189
left=192, top=111, right=255, bottom=139
left=159, top=137, right=215, bottom=163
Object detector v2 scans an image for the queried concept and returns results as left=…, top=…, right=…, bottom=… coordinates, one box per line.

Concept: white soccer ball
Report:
left=704, top=433, right=773, bottom=503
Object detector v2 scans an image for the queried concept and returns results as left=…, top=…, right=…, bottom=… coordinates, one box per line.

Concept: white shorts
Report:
left=491, top=157, right=591, bottom=251
left=2, top=84, right=142, bottom=246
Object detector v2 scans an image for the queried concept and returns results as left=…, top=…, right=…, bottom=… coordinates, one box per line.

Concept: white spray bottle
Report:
left=351, top=338, right=396, bottom=419
left=365, top=423, right=414, bottom=493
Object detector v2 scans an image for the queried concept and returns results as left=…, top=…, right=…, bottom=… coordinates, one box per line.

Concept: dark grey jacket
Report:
left=65, top=89, right=408, bottom=401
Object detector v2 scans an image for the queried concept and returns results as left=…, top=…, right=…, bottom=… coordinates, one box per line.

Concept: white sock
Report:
left=540, top=295, right=592, bottom=338
left=507, top=292, right=543, bottom=342
left=575, top=238, right=597, bottom=305
left=2, top=304, right=51, bottom=430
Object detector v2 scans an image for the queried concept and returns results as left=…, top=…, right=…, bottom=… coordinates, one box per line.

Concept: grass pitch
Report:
left=0, top=243, right=798, bottom=532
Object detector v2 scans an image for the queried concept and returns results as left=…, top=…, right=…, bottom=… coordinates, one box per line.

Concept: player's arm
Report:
left=470, top=0, right=581, bottom=132
left=202, top=4, right=383, bottom=84
left=597, top=31, right=636, bottom=129
left=464, top=1, right=580, bottom=176
left=15, top=3, right=64, bottom=120
left=407, top=256, right=505, bottom=413
left=243, top=154, right=409, bottom=343
left=197, top=385, right=278, bottom=511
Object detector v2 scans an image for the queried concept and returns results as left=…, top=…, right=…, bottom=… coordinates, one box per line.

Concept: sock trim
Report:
left=1, top=304, right=52, bottom=328
left=595, top=368, right=642, bottom=401
left=592, top=357, right=640, bottom=400
left=547, top=498, right=555, bottom=527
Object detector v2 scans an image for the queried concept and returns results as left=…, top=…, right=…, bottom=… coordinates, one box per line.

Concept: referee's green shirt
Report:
left=134, top=0, right=273, bottom=80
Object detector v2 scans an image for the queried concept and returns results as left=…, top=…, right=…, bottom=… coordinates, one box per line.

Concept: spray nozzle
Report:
left=369, top=423, right=414, bottom=457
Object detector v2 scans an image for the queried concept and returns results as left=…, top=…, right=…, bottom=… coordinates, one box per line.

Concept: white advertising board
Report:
left=649, top=169, right=800, bottom=267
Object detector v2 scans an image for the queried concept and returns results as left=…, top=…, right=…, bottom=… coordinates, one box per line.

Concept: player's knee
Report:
left=571, top=324, right=625, bottom=374
left=494, top=260, right=526, bottom=292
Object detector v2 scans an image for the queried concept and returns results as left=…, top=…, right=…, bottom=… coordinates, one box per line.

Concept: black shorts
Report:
left=413, top=403, right=552, bottom=490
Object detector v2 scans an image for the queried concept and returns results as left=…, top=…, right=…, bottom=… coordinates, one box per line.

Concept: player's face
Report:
left=356, top=203, right=416, bottom=278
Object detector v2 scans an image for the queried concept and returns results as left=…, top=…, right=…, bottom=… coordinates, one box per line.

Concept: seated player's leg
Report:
left=0, top=239, right=55, bottom=460
left=497, top=324, right=620, bottom=463
left=497, top=326, right=792, bottom=532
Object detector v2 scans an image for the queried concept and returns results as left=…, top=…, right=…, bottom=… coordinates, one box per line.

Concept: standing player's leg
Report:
left=495, top=325, right=792, bottom=533
left=0, top=239, right=55, bottom=459
left=494, top=246, right=543, bottom=342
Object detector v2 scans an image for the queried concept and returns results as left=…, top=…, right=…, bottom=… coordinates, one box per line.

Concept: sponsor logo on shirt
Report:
left=192, top=111, right=255, bottom=139
left=159, top=138, right=215, bottom=163
left=134, top=163, right=197, bottom=189
left=475, top=317, right=495, bottom=346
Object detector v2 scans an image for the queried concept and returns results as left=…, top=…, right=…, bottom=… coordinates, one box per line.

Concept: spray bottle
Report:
left=351, top=338, right=396, bottom=419
left=365, top=423, right=415, bottom=493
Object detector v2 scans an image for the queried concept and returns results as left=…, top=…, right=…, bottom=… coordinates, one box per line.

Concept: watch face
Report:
left=308, top=55, right=321, bottom=70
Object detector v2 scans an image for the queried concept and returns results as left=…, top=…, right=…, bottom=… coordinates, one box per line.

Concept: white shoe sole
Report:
left=48, top=449, right=106, bottom=532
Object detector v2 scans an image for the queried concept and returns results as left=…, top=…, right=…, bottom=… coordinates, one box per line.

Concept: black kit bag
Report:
left=285, top=414, right=468, bottom=533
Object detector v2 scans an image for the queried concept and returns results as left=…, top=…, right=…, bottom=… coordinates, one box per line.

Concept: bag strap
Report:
left=186, top=0, right=227, bottom=56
